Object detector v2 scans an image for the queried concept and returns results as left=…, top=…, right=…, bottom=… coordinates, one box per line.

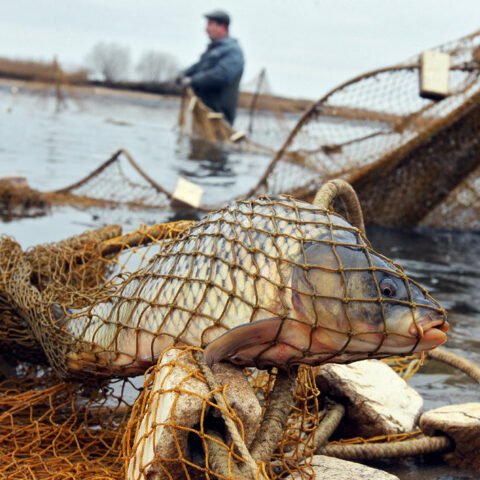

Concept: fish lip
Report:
left=409, top=313, right=449, bottom=337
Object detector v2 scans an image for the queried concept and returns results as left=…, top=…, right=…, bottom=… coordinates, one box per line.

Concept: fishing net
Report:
left=3, top=31, right=480, bottom=229
left=0, top=150, right=174, bottom=221
left=0, top=188, right=448, bottom=479
left=420, top=161, right=480, bottom=230
left=48, top=150, right=174, bottom=211
left=177, top=69, right=299, bottom=151
left=0, top=177, right=49, bottom=221
left=179, top=69, right=301, bottom=151
left=0, top=224, right=121, bottom=364
left=239, top=68, right=298, bottom=146
left=246, top=30, right=480, bottom=230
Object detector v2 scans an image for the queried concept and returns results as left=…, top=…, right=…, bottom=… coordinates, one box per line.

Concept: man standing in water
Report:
left=178, top=10, right=244, bottom=125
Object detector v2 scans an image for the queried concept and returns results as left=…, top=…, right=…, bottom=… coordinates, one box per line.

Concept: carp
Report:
left=65, top=196, right=448, bottom=375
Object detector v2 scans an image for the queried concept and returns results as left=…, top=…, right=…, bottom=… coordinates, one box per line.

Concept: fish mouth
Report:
left=411, top=313, right=449, bottom=351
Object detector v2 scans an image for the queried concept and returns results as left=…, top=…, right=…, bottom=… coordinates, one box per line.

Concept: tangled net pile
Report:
left=0, top=180, right=451, bottom=479
left=0, top=221, right=192, bottom=479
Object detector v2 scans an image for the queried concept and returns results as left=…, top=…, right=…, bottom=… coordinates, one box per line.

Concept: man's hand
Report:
left=174, top=75, right=192, bottom=88
left=180, top=76, right=192, bottom=87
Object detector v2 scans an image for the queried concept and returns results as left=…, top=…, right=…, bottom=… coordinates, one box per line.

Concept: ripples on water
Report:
left=1, top=84, right=479, bottom=480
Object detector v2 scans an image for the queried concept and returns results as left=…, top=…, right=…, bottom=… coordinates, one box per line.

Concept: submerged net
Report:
left=0, top=191, right=447, bottom=478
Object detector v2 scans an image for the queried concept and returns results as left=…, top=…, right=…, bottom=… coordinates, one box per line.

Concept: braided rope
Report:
left=318, top=434, right=453, bottom=460
left=429, top=348, right=480, bottom=383
left=249, top=371, right=297, bottom=464
left=193, top=350, right=261, bottom=480
left=313, top=179, right=366, bottom=234
left=313, top=401, right=346, bottom=452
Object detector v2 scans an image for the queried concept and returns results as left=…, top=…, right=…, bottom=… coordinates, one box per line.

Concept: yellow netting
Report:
left=0, top=190, right=448, bottom=479
left=0, top=365, right=136, bottom=479
left=330, top=430, right=423, bottom=447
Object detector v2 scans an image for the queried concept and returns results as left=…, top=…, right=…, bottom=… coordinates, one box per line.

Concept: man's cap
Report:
left=204, top=9, right=230, bottom=26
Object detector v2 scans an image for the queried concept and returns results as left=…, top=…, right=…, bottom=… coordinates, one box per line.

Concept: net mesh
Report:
left=0, top=193, right=447, bottom=479
left=249, top=30, right=480, bottom=230
left=2, top=31, right=479, bottom=229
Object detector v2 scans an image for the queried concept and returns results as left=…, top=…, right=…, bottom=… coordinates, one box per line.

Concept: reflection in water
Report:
left=167, top=208, right=201, bottom=223
left=188, top=138, right=229, bottom=163
left=177, top=137, right=235, bottom=179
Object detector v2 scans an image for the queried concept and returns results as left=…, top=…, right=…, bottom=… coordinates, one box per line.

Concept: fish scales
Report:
left=67, top=199, right=347, bottom=362
left=64, top=196, right=447, bottom=374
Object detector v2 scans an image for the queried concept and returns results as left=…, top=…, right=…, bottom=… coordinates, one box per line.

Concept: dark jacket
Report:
left=184, top=37, right=244, bottom=124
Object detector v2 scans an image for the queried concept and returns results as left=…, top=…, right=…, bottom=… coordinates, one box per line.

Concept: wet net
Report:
left=246, top=30, right=480, bottom=229
left=3, top=31, right=480, bottom=229
left=0, top=187, right=448, bottom=478
left=177, top=70, right=299, bottom=152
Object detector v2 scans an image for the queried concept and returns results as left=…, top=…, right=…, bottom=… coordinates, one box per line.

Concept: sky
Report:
left=1, top=0, right=479, bottom=99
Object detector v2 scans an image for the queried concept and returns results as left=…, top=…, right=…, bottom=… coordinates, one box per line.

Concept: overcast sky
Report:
left=1, top=1, right=479, bottom=98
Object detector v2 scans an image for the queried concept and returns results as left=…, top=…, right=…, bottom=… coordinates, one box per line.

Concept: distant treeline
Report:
left=0, top=54, right=311, bottom=113
left=0, top=57, right=89, bottom=84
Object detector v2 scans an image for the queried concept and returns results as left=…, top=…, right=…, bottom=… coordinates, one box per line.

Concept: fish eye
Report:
left=380, top=278, right=398, bottom=298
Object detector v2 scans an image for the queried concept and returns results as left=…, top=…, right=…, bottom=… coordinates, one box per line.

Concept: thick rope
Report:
left=429, top=348, right=480, bottom=383
left=313, top=179, right=366, bottom=234
left=193, top=350, right=260, bottom=480
left=205, top=429, right=245, bottom=480
left=318, top=434, right=453, bottom=460
left=249, top=370, right=297, bottom=464
left=313, top=401, right=346, bottom=452
left=285, top=400, right=345, bottom=462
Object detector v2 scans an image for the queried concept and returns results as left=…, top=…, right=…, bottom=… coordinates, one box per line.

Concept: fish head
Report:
left=204, top=217, right=448, bottom=369
left=291, top=238, right=448, bottom=364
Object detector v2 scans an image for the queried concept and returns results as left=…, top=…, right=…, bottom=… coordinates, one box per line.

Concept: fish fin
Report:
left=204, top=318, right=283, bottom=367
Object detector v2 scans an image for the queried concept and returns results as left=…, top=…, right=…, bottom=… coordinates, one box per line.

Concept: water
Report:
left=1, top=83, right=479, bottom=479
left=366, top=227, right=480, bottom=479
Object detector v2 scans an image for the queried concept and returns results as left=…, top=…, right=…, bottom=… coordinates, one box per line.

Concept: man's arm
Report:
left=183, top=61, right=202, bottom=77
left=190, top=48, right=244, bottom=89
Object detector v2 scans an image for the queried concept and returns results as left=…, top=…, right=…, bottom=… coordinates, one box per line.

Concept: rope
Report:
left=193, top=350, right=260, bottom=480
left=249, top=370, right=297, bottom=464
left=205, top=429, right=245, bottom=480
left=313, top=401, right=346, bottom=452
left=285, top=400, right=345, bottom=462
left=313, top=179, right=366, bottom=234
left=429, top=348, right=480, bottom=383
left=318, top=434, right=453, bottom=460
